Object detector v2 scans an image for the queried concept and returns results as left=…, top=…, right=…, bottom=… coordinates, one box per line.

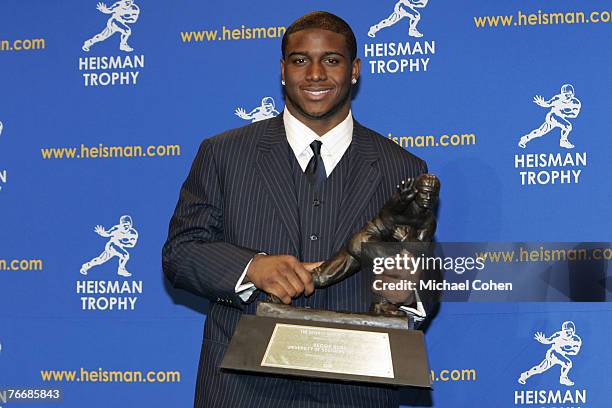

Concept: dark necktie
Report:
left=305, top=140, right=326, bottom=188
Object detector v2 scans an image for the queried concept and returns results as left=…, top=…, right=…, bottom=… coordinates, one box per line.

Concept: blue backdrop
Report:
left=1, top=1, right=611, bottom=407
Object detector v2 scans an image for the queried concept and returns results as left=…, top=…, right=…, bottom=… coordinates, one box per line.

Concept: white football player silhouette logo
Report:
left=0, top=121, right=3, bottom=136
left=235, top=97, right=280, bottom=123
left=519, top=84, right=582, bottom=149
left=368, top=0, right=429, bottom=38
left=518, top=321, right=582, bottom=386
left=82, top=1, right=140, bottom=52
left=80, top=215, right=139, bottom=277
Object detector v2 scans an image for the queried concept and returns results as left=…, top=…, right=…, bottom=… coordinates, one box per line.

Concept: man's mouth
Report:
left=418, top=200, right=432, bottom=208
left=302, top=88, right=333, bottom=98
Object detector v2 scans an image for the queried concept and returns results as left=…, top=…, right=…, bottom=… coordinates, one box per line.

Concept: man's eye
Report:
left=326, top=58, right=339, bottom=64
left=293, top=58, right=306, bottom=64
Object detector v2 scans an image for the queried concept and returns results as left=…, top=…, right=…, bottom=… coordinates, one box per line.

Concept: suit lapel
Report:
left=255, top=116, right=300, bottom=254
left=334, top=121, right=381, bottom=249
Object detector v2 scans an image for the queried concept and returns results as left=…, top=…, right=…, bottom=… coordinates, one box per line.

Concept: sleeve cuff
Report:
left=235, top=253, right=265, bottom=302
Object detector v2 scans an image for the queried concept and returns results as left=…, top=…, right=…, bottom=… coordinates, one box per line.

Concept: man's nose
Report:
left=306, top=61, right=326, bottom=81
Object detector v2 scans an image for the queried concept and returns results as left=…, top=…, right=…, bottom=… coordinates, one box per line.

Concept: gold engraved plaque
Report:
left=261, top=323, right=394, bottom=378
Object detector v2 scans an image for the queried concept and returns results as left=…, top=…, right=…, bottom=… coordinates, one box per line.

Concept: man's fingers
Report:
left=303, top=261, right=323, bottom=271
left=295, top=263, right=315, bottom=295
left=248, top=255, right=319, bottom=300
left=268, top=283, right=291, bottom=305
left=283, top=270, right=305, bottom=296
left=276, top=275, right=300, bottom=299
left=302, top=261, right=321, bottom=294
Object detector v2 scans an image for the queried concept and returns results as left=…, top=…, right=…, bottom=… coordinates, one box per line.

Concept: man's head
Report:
left=561, top=84, right=575, bottom=98
left=261, top=96, right=276, bottom=113
left=562, top=321, right=575, bottom=336
left=281, top=11, right=360, bottom=133
left=120, top=215, right=133, bottom=229
left=413, top=174, right=440, bottom=210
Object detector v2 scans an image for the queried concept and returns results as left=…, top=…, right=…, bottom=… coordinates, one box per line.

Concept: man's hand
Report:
left=533, top=95, right=546, bottom=107
left=94, top=225, right=107, bottom=236
left=234, top=108, right=249, bottom=119
left=246, top=255, right=318, bottom=304
left=534, top=332, right=547, bottom=344
left=96, top=2, right=110, bottom=13
left=381, top=179, right=416, bottom=216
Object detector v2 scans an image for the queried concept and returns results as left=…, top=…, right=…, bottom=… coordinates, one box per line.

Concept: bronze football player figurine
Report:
left=266, top=173, right=440, bottom=317
left=311, top=173, right=440, bottom=316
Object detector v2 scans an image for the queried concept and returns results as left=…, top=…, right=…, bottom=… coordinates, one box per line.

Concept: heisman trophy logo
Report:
left=518, top=321, right=582, bottom=386
left=518, top=84, right=582, bottom=149
left=368, top=0, right=429, bottom=38
left=80, top=215, right=139, bottom=277
left=82, top=1, right=140, bottom=52
left=235, top=97, right=280, bottom=123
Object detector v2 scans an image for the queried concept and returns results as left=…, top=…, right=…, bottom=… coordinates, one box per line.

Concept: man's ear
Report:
left=280, top=58, right=286, bottom=83
left=351, top=57, right=361, bottom=82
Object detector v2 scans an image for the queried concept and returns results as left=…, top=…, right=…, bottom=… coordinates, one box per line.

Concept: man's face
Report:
left=262, top=99, right=275, bottom=113
left=281, top=28, right=360, bottom=124
left=415, top=181, right=438, bottom=210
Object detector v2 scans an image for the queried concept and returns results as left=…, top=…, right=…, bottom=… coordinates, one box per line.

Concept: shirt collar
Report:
left=283, top=108, right=353, bottom=159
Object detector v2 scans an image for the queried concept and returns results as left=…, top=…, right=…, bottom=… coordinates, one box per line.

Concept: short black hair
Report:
left=282, top=11, right=357, bottom=61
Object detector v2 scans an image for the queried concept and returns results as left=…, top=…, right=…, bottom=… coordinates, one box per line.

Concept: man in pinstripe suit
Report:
left=163, top=11, right=432, bottom=408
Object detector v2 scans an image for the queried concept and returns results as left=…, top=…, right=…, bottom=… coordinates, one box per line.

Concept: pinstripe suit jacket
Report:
left=163, top=114, right=429, bottom=408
